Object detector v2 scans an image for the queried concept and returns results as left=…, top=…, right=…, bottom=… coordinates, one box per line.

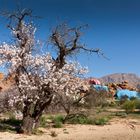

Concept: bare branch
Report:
left=50, top=23, right=108, bottom=69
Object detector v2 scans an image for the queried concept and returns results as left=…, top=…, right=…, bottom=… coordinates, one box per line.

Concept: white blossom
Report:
left=0, top=21, right=90, bottom=109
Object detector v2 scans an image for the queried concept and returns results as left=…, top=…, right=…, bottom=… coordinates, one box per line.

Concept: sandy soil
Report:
left=0, top=118, right=140, bottom=140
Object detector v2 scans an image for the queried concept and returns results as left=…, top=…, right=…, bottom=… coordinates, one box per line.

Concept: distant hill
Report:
left=99, top=73, right=140, bottom=88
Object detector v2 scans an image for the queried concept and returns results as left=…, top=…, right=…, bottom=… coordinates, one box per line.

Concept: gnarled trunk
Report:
left=20, top=115, right=37, bottom=134
left=19, top=94, right=53, bottom=134
left=19, top=106, right=41, bottom=134
left=18, top=101, right=41, bottom=134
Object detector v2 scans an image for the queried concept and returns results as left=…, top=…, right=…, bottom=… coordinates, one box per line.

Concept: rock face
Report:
left=0, top=73, right=4, bottom=91
left=0, top=73, right=4, bottom=81
left=99, top=73, right=140, bottom=88
left=106, top=81, right=137, bottom=97
left=0, top=72, right=14, bottom=92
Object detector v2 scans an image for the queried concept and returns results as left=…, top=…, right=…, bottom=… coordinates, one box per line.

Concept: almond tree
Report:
left=0, top=9, right=101, bottom=134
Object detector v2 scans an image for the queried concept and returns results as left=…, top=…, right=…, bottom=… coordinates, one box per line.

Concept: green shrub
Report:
left=115, top=112, right=127, bottom=118
left=67, top=115, right=109, bottom=125
left=122, top=100, right=136, bottom=113
left=121, top=99, right=140, bottom=113
left=53, top=121, right=62, bottom=128
left=94, top=117, right=109, bottom=125
left=39, top=115, right=48, bottom=127
left=66, top=114, right=94, bottom=125
left=134, top=99, right=140, bottom=109
left=53, top=115, right=64, bottom=123
left=53, top=115, right=64, bottom=128
left=39, top=115, right=64, bottom=128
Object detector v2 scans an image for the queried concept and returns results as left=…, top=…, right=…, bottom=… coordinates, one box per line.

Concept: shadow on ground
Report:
left=0, top=118, right=22, bottom=132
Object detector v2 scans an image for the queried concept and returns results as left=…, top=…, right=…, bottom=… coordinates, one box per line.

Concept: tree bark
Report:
left=18, top=102, right=41, bottom=134
left=19, top=95, right=53, bottom=134
left=19, top=115, right=39, bottom=134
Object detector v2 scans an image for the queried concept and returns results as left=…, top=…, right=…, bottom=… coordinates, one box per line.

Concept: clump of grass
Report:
left=39, top=115, right=64, bottom=128
left=93, top=117, right=109, bottom=125
left=53, top=121, right=62, bottom=128
left=65, top=114, right=110, bottom=125
left=133, top=99, right=140, bottom=109
left=40, top=113, right=111, bottom=129
left=122, top=100, right=136, bottom=113
left=122, top=99, right=140, bottom=113
left=66, top=114, right=94, bottom=125
left=53, top=115, right=64, bottom=123
left=39, top=115, right=48, bottom=127
left=115, top=112, right=127, bottom=118
left=53, top=115, right=64, bottom=128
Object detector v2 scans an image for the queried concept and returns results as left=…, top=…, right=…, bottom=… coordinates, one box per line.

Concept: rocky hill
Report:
left=0, top=73, right=15, bottom=92
left=99, top=73, right=140, bottom=88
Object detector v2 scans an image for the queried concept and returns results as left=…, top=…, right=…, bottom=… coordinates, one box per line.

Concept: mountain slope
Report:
left=99, top=73, right=140, bottom=88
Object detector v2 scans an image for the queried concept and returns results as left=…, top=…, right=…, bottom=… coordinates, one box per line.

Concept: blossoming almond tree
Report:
left=0, top=9, right=101, bottom=134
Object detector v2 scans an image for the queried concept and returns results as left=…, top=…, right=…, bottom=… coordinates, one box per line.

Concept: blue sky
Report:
left=0, top=0, right=140, bottom=77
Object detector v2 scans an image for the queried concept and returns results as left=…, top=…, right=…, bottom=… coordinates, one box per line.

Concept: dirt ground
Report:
left=0, top=118, right=140, bottom=140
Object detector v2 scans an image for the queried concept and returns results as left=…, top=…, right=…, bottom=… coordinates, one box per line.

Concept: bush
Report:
left=115, top=112, right=127, bottom=118
left=84, top=88, right=110, bottom=108
left=122, top=100, right=136, bottom=113
left=39, top=115, right=48, bottom=127
left=65, top=114, right=94, bottom=125
left=94, top=117, right=109, bottom=125
left=39, top=114, right=111, bottom=128
left=53, top=121, right=62, bottom=128
left=133, top=99, right=140, bottom=109
left=53, top=115, right=64, bottom=123
left=65, top=114, right=110, bottom=125
left=53, top=115, right=64, bottom=128
left=40, top=115, right=64, bottom=128
left=122, top=99, right=140, bottom=113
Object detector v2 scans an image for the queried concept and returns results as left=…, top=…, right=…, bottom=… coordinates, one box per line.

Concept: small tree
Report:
left=0, top=9, right=101, bottom=134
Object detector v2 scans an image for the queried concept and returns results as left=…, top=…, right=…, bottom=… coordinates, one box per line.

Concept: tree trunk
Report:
left=19, top=93, right=53, bottom=134
left=20, top=115, right=38, bottom=134
left=19, top=103, right=41, bottom=134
